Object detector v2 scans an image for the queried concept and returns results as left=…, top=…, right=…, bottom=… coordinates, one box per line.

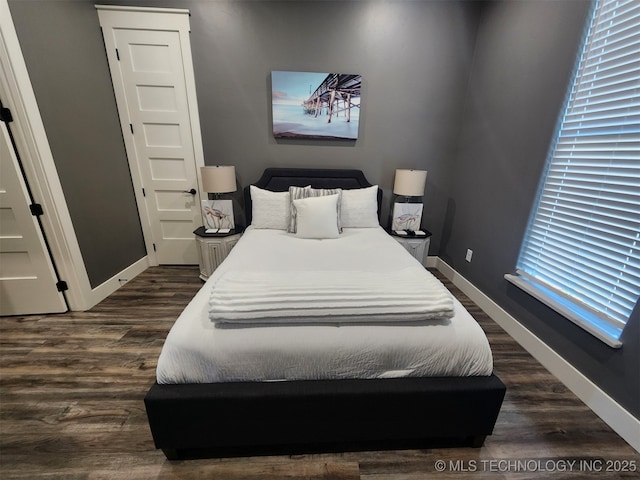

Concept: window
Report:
left=505, top=0, right=640, bottom=348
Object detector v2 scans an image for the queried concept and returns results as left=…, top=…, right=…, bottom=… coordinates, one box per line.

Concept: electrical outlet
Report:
left=465, top=249, right=473, bottom=262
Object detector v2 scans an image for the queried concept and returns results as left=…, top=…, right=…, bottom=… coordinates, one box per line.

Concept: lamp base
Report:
left=393, top=229, right=426, bottom=237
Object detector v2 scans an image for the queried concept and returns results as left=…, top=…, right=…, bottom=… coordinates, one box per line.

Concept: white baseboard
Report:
left=84, top=256, right=149, bottom=310
left=435, top=258, right=640, bottom=454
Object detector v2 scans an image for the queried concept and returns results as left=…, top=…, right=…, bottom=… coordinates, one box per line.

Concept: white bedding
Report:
left=156, top=227, right=493, bottom=383
left=209, top=267, right=454, bottom=325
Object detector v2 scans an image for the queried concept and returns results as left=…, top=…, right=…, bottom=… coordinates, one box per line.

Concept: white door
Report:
left=0, top=120, right=67, bottom=315
left=97, top=6, right=205, bottom=265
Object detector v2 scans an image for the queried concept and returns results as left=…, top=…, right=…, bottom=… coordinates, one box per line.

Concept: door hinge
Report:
left=129, top=124, right=134, bottom=134
left=30, top=203, right=44, bottom=216
left=153, top=243, right=157, bottom=252
left=0, top=106, right=13, bottom=123
left=115, top=48, right=120, bottom=61
left=56, top=280, right=68, bottom=292
left=142, top=188, right=146, bottom=197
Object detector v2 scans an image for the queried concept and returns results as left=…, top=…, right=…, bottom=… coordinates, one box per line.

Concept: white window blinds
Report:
left=507, top=0, right=640, bottom=346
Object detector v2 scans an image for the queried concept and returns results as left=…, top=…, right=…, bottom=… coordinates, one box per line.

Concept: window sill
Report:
left=504, top=274, right=623, bottom=349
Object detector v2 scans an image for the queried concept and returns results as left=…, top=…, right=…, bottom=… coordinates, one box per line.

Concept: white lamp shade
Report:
left=201, top=166, right=237, bottom=193
left=393, top=169, right=427, bottom=196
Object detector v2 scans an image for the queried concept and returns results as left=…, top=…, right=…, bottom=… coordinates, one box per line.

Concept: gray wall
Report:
left=8, top=0, right=146, bottom=288
left=8, top=0, right=638, bottom=419
left=9, top=0, right=480, bottom=280
left=189, top=0, right=479, bottom=229
left=185, top=0, right=480, bottom=238
left=444, top=0, right=640, bottom=419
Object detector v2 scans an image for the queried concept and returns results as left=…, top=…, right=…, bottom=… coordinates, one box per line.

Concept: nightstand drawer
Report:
left=390, top=231, right=431, bottom=267
left=194, top=230, right=243, bottom=281
left=402, top=238, right=427, bottom=260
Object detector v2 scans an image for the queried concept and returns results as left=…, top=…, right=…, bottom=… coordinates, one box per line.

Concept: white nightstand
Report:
left=390, top=230, right=431, bottom=267
left=194, top=227, right=243, bottom=281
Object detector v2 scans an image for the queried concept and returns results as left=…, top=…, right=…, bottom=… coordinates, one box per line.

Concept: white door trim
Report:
left=96, top=4, right=206, bottom=266
left=92, top=5, right=191, bottom=15
left=0, top=0, right=93, bottom=310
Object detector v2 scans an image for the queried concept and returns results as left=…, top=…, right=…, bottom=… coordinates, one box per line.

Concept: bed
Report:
left=144, top=168, right=506, bottom=460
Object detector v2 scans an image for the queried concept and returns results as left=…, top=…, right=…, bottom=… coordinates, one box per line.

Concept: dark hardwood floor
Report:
left=1, top=266, right=638, bottom=479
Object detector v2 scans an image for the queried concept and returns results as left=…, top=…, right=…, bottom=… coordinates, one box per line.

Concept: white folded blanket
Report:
left=209, top=268, right=454, bottom=325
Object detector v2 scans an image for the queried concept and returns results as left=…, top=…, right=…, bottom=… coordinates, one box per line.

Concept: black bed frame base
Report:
left=160, top=436, right=488, bottom=461
left=145, top=375, right=506, bottom=460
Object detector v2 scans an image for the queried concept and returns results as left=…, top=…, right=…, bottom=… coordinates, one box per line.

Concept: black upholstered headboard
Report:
left=244, top=168, right=383, bottom=225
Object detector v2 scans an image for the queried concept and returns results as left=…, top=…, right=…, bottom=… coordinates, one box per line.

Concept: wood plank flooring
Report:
left=1, top=266, right=638, bottom=479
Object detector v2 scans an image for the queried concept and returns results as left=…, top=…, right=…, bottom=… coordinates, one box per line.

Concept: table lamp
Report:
left=200, top=166, right=237, bottom=233
left=392, top=169, right=427, bottom=234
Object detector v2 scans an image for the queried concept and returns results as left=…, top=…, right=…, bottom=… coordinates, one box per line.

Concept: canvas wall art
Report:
left=202, top=200, right=235, bottom=232
left=271, top=71, right=361, bottom=140
left=392, top=203, right=423, bottom=231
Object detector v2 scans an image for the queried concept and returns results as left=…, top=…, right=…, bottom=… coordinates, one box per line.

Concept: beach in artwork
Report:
left=272, top=71, right=361, bottom=140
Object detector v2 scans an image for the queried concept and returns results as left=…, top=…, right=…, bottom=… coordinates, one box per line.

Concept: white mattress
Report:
left=156, top=227, right=493, bottom=383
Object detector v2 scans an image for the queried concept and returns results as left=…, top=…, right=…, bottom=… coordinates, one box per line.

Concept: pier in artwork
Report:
left=303, top=74, right=361, bottom=124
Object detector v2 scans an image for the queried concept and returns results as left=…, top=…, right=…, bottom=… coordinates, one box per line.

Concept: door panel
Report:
left=116, top=28, right=200, bottom=265
left=0, top=122, right=66, bottom=315
left=98, top=8, right=203, bottom=265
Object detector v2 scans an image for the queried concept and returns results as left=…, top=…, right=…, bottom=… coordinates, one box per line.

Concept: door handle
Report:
left=184, top=188, right=197, bottom=195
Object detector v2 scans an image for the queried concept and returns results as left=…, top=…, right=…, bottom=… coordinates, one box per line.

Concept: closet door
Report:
left=0, top=119, right=67, bottom=315
left=97, top=6, right=205, bottom=265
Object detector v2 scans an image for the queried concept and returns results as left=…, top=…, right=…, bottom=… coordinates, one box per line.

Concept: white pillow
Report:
left=293, top=194, right=340, bottom=239
left=250, top=185, right=290, bottom=230
left=340, top=185, right=379, bottom=228
left=288, top=186, right=343, bottom=233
